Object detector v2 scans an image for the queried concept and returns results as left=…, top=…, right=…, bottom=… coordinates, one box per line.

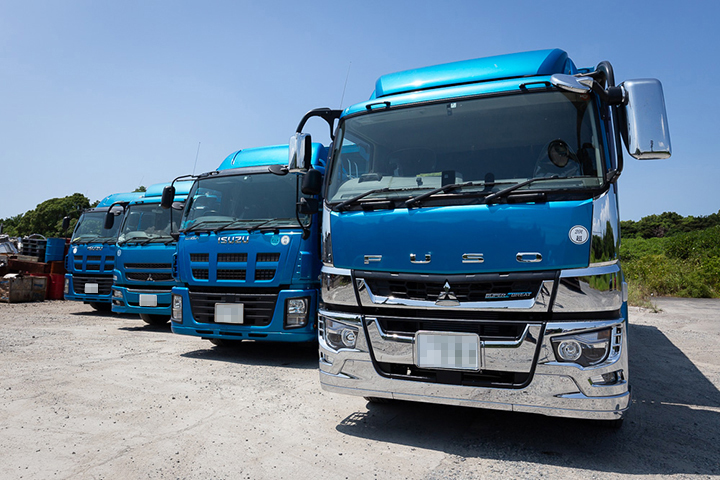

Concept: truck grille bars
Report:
left=188, top=290, right=279, bottom=325
left=72, top=274, right=114, bottom=295
left=188, top=252, right=280, bottom=283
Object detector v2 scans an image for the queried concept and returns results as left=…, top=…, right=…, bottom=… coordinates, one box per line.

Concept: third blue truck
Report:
left=110, top=182, right=193, bottom=324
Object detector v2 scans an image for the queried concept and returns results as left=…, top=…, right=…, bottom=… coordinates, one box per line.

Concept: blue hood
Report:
left=330, top=200, right=593, bottom=274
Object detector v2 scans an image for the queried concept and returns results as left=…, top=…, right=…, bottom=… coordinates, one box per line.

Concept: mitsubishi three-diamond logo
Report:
left=435, top=281, right=460, bottom=306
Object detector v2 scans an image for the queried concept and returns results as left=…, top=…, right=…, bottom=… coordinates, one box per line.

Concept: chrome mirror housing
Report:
left=289, top=133, right=312, bottom=172
left=620, top=78, right=672, bottom=159
left=550, top=74, right=593, bottom=94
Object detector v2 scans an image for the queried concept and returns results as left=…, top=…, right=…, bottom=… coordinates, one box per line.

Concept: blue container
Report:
left=45, top=238, right=66, bottom=262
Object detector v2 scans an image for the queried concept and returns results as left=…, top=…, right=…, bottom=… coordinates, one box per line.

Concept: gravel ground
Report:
left=0, top=298, right=718, bottom=479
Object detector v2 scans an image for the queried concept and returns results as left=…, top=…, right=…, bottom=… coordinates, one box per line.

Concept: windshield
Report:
left=72, top=210, right=123, bottom=244
left=327, top=90, right=605, bottom=204
left=181, top=172, right=308, bottom=231
left=118, top=203, right=179, bottom=244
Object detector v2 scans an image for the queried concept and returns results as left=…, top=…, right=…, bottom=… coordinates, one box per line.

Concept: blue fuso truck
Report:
left=64, top=192, right=143, bottom=311
left=290, top=49, right=671, bottom=426
left=110, top=181, right=193, bottom=325
left=164, top=144, right=327, bottom=345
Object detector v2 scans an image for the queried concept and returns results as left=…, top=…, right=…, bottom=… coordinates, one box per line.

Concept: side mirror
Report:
left=161, top=186, right=176, bottom=209
left=619, top=78, right=671, bottom=159
left=62, top=216, right=70, bottom=231
left=103, top=211, right=114, bottom=230
left=297, top=197, right=320, bottom=215
left=301, top=169, right=323, bottom=196
left=289, top=133, right=312, bottom=171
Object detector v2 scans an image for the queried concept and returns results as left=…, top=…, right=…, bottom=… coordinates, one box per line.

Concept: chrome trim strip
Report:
left=358, top=279, right=554, bottom=312
left=321, top=265, right=352, bottom=276
left=555, top=264, right=623, bottom=312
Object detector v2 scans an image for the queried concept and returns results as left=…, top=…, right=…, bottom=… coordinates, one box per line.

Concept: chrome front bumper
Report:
left=318, top=310, right=630, bottom=421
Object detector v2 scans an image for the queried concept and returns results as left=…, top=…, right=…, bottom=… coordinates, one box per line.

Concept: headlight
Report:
left=323, top=317, right=358, bottom=350
left=113, top=274, right=118, bottom=282
left=112, top=289, right=123, bottom=298
left=64, top=278, right=69, bottom=294
left=551, top=328, right=611, bottom=367
left=172, top=294, right=183, bottom=321
left=285, top=297, right=309, bottom=328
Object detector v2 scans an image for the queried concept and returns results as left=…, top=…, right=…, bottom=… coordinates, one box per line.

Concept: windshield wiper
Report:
left=247, top=220, right=277, bottom=233
left=182, top=220, right=230, bottom=233
left=335, top=187, right=424, bottom=211
left=483, top=175, right=561, bottom=204
left=405, top=181, right=487, bottom=208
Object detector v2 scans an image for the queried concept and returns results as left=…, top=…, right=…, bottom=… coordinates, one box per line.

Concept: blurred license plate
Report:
left=84, top=283, right=98, bottom=294
left=415, top=332, right=480, bottom=370
left=215, top=303, right=244, bottom=324
left=139, top=294, right=157, bottom=307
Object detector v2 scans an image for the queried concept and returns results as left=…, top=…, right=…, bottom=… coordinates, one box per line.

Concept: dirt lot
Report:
left=0, top=298, right=718, bottom=479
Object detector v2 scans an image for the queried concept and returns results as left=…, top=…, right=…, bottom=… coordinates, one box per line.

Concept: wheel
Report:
left=209, top=338, right=240, bottom=347
left=364, top=396, right=393, bottom=404
left=140, top=313, right=170, bottom=325
left=89, top=302, right=112, bottom=312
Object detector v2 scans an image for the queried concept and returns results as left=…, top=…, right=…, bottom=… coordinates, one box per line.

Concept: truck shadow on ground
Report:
left=118, top=322, right=172, bottom=333
left=335, top=323, right=720, bottom=476
left=179, top=341, right=318, bottom=370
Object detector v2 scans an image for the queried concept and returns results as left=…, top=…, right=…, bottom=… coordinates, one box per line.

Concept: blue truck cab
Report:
left=64, top=192, right=143, bottom=311
left=110, top=181, right=193, bottom=325
left=291, top=49, right=671, bottom=425
left=169, top=144, right=327, bottom=344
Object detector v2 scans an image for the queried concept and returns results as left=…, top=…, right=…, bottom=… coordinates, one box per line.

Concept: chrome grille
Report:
left=188, top=290, right=278, bottom=325
left=71, top=274, right=113, bottom=295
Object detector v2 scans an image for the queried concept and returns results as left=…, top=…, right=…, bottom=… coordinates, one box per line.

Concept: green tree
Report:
left=0, top=193, right=91, bottom=237
left=133, top=185, right=146, bottom=193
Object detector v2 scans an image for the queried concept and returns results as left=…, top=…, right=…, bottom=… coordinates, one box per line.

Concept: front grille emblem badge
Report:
left=436, top=281, right=460, bottom=306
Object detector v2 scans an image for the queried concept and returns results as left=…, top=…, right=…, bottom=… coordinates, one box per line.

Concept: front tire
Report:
left=140, top=314, right=170, bottom=325
left=89, top=302, right=111, bottom=312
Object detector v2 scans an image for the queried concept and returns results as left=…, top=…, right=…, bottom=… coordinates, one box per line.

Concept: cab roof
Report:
left=371, top=48, right=576, bottom=99
left=96, top=192, right=144, bottom=208
left=216, top=143, right=327, bottom=171
left=138, top=180, right=194, bottom=203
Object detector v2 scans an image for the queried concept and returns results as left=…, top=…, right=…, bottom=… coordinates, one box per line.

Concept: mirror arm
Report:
left=295, top=108, right=343, bottom=140
left=594, top=61, right=625, bottom=179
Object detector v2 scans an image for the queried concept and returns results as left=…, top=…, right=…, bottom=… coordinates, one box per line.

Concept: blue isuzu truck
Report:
left=164, top=144, right=327, bottom=345
left=110, top=182, right=193, bottom=325
left=64, top=192, right=143, bottom=311
left=290, top=49, right=671, bottom=426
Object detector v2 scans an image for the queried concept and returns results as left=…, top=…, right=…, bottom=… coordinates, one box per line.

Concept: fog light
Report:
left=552, top=328, right=611, bottom=367
left=324, top=318, right=358, bottom=350
left=172, top=294, right=182, bottom=321
left=557, top=340, right=582, bottom=361
left=590, top=370, right=624, bottom=386
left=285, top=297, right=309, bottom=329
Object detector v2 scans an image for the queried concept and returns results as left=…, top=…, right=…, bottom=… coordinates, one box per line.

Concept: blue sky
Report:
left=1, top=0, right=717, bottom=221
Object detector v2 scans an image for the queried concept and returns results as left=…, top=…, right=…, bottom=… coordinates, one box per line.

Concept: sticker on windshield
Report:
left=569, top=225, right=589, bottom=245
